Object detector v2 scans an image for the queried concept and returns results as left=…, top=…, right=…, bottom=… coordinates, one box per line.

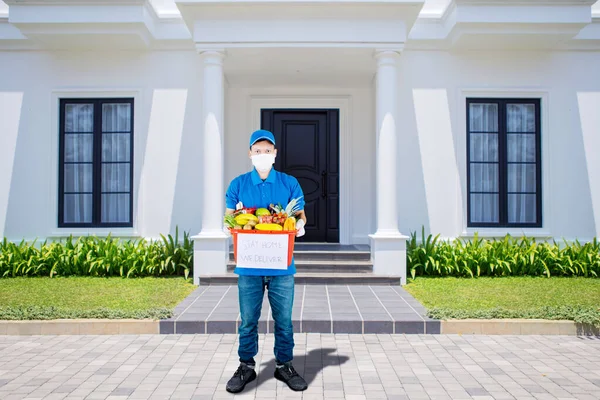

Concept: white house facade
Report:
left=1, top=0, right=599, bottom=285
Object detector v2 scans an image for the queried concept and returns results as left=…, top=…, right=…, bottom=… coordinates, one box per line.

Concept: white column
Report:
left=369, top=50, right=408, bottom=285
left=199, top=50, right=226, bottom=235
left=375, top=50, right=400, bottom=235
left=192, top=49, right=228, bottom=285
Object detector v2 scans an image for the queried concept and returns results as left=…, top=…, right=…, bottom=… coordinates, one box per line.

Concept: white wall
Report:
left=1, top=47, right=599, bottom=243
left=0, top=48, right=377, bottom=243
left=0, top=50, right=204, bottom=241
left=399, top=50, right=600, bottom=242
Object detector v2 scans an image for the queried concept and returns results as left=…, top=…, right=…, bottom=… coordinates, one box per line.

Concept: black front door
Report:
left=261, top=109, right=339, bottom=243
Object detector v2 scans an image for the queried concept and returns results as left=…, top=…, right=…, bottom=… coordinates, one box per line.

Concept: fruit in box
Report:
left=224, top=197, right=303, bottom=232
left=235, top=213, right=258, bottom=226
left=256, top=223, right=283, bottom=231
left=258, top=215, right=273, bottom=224
left=237, top=207, right=256, bottom=215
left=283, top=217, right=296, bottom=231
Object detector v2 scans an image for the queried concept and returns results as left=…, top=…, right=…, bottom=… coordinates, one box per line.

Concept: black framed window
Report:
left=467, top=98, right=542, bottom=228
left=59, top=98, right=134, bottom=227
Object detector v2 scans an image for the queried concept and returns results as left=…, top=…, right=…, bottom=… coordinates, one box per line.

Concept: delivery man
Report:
left=223, top=129, right=308, bottom=393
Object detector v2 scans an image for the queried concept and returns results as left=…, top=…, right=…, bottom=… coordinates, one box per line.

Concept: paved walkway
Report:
left=1, top=334, right=599, bottom=400
left=161, top=285, right=440, bottom=335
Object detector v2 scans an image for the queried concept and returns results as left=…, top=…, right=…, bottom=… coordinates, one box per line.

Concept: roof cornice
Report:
left=455, top=0, right=596, bottom=5
left=4, top=0, right=146, bottom=4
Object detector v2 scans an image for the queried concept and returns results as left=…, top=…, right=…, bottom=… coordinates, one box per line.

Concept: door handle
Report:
left=321, top=171, right=327, bottom=198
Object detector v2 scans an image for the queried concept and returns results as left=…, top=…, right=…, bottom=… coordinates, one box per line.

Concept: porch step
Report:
left=161, top=285, right=438, bottom=335
left=229, top=251, right=371, bottom=262
left=227, top=260, right=373, bottom=273
left=229, top=244, right=372, bottom=262
left=224, top=244, right=378, bottom=279
left=198, top=273, right=400, bottom=286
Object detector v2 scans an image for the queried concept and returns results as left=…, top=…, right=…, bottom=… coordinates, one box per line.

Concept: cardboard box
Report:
left=231, top=230, right=296, bottom=269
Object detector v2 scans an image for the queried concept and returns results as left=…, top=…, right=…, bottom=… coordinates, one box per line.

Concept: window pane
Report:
left=508, top=164, right=536, bottom=193
left=507, top=104, right=535, bottom=132
left=470, top=164, right=498, bottom=192
left=470, top=194, right=499, bottom=223
left=64, top=134, right=93, bottom=162
left=64, top=194, right=92, bottom=223
left=102, top=103, right=131, bottom=132
left=507, top=134, right=536, bottom=162
left=64, top=164, right=93, bottom=192
left=102, top=194, right=130, bottom=223
left=102, top=133, right=130, bottom=162
left=65, top=104, right=93, bottom=133
left=102, top=163, right=130, bottom=192
left=469, top=103, right=498, bottom=132
left=508, top=194, right=537, bottom=223
left=470, top=133, right=498, bottom=162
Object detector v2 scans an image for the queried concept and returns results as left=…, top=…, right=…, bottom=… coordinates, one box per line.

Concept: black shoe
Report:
left=274, top=362, right=308, bottom=391
left=225, top=363, right=257, bottom=393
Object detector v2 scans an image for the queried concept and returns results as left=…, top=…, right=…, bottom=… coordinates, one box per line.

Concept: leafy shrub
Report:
left=0, top=227, right=193, bottom=279
left=407, top=227, right=600, bottom=279
left=427, top=306, right=600, bottom=329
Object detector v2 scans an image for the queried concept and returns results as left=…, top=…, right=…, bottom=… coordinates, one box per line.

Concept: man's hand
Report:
left=223, top=225, right=231, bottom=237
left=294, top=210, right=307, bottom=237
left=296, top=219, right=306, bottom=237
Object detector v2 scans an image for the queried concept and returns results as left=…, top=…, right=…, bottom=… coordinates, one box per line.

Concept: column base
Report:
left=369, top=231, right=409, bottom=285
left=191, top=231, right=229, bottom=285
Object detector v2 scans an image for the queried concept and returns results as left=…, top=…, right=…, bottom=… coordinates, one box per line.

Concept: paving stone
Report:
left=2, top=334, right=600, bottom=399
left=110, top=387, right=135, bottom=396
left=466, top=387, right=490, bottom=396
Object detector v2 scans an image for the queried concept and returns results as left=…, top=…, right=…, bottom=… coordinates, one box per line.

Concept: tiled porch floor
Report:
left=160, top=285, right=440, bottom=335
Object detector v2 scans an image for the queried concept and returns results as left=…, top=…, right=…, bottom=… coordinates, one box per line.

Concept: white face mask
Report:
left=251, top=154, right=275, bottom=172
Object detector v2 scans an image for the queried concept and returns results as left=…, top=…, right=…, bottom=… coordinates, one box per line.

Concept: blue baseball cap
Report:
left=249, top=129, right=276, bottom=148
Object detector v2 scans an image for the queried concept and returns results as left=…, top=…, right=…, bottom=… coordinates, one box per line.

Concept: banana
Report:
left=255, top=223, right=283, bottom=231
left=283, top=217, right=296, bottom=231
left=235, top=213, right=258, bottom=226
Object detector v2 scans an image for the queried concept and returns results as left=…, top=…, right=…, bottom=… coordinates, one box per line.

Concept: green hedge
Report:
left=0, top=306, right=173, bottom=320
left=408, top=228, right=600, bottom=279
left=427, top=306, right=600, bottom=329
left=2, top=228, right=599, bottom=279
left=0, top=228, right=193, bottom=279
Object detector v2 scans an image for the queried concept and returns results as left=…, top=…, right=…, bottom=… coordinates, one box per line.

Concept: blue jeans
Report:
left=237, top=275, right=295, bottom=364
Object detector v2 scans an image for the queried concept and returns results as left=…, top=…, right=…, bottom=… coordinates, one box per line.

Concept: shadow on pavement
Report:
left=252, top=348, right=350, bottom=390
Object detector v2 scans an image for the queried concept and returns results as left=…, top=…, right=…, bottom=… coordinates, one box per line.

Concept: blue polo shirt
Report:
left=225, top=168, right=305, bottom=276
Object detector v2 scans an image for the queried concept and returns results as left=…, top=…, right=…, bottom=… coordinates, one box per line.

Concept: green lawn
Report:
left=0, top=276, right=196, bottom=320
left=405, top=276, right=600, bottom=326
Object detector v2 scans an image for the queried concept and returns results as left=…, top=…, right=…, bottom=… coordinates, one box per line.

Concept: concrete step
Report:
left=161, top=284, right=439, bottom=335
left=161, top=317, right=438, bottom=335
left=228, top=250, right=371, bottom=262
left=198, top=273, right=400, bottom=285
left=227, top=260, right=373, bottom=273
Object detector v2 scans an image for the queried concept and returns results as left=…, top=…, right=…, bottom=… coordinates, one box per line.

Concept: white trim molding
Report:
left=457, top=87, right=552, bottom=240
left=2, top=1, right=599, bottom=50
left=49, top=88, right=143, bottom=238
left=249, top=94, right=352, bottom=245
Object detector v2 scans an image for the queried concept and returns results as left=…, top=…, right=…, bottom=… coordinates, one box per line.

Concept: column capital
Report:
left=196, top=48, right=226, bottom=64
left=374, top=49, right=402, bottom=57
left=374, top=49, right=401, bottom=66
